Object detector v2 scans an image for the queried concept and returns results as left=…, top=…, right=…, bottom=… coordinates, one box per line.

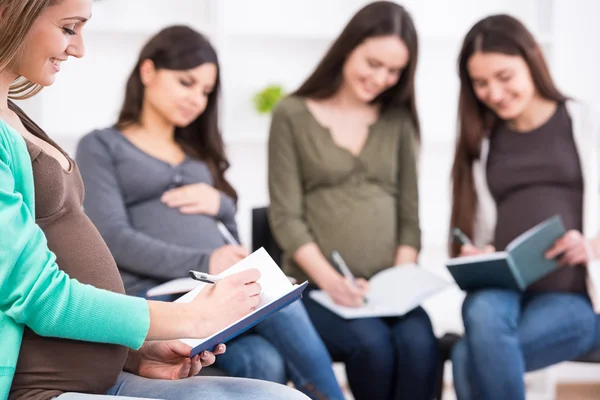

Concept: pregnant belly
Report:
left=305, top=186, right=397, bottom=278
left=12, top=212, right=129, bottom=397
left=128, top=200, right=226, bottom=249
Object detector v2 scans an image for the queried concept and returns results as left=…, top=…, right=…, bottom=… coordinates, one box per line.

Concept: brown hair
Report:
left=116, top=25, right=237, bottom=202
left=292, top=0, right=421, bottom=140
left=0, top=0, right=58, bottom=99
left=449, top=14, right=567, bottom=256
left=1, top=0, right=61, bottom=143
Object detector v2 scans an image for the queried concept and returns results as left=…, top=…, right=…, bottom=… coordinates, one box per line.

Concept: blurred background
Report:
left=16, top=0, right=600, bottom=398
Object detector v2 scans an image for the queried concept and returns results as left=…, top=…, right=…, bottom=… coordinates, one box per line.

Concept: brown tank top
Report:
left=10, top=139, right=128, bottom=400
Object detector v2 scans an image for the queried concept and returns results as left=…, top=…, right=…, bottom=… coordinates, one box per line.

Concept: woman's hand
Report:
left=209, top=245, right=249, bottom=275
left=127, top=341, right=226, bottom=380
left=460, top=244, right=496, bottom=257
left=545, top=230, right=593, bottom=267
left=189, top=268, right=262, bottom=338
left=322, top=275, right=369, bottom=308
left=161, top=183, right=221, bottom=216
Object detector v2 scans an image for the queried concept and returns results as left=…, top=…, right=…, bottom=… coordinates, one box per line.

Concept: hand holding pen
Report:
left=208, top=222, right=249, bottom=275
left=186, top=268, right=262, bottom=336
left=452, top=228, right=496, bottom=256
left=324, top=250, right=369, bottom=308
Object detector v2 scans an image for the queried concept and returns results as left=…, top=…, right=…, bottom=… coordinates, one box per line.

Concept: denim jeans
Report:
left=215, top=301, right=345, bottom=400
left=55, top=371, right=310, bottom=400
left=302, top=287, right=439, bottom=400
left=452, top=289, right=600, bottom=400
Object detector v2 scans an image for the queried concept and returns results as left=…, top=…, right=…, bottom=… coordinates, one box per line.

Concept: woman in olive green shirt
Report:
left=267, top=2, right=438, bottom=400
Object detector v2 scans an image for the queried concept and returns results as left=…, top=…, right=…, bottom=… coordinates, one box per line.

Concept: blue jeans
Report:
left=215, top=301, right=345, bottom=400
left=452, top=289, right=600, bottom=400
left=303, top=288, right=439, bottom=400
left=55, top=371, right=309, bottom=400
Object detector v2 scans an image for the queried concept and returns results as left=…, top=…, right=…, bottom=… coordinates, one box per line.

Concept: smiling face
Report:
left=467, top=51, right=537, bottom=121
left=10, top=0, right=91, bottom=86
left=140, top=61, right=218, bottom=128
left=340, top=35, right=410, bottom=103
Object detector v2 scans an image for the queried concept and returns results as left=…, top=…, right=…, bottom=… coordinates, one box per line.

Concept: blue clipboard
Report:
left=190, top=281, right=309, bottom=356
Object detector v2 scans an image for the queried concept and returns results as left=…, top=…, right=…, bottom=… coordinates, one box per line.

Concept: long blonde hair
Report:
left=0, top=0, right=55, bottom=99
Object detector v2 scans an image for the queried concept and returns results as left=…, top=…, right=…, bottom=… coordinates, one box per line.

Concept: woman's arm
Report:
left=267, top=105, right=338, bottom=285
left=76, top=133, right=213, bottom=277
left=394, top=114, right=421, bottom=265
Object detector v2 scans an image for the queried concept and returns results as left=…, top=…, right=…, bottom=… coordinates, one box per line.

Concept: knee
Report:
left=252, top=380, right=311, bottom=400
left=249, top=343, right=287, bottom=384
left=392, top=308, right=438, bottom=359
left=351, top=328, right=394, bottom=366
left=462, top=290, right=518, bottom=338
left=225, top=336, right=287, bottom=384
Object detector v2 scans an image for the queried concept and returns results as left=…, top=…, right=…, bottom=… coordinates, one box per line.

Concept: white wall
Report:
left=13, top=0, right=600, bottom=388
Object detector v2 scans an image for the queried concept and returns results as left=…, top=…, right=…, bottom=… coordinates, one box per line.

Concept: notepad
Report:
left=446, top=215, right=566, bottom=292
left=309, top=264, right=451, bottom=319
left=174, top=248, right=308, bottom=356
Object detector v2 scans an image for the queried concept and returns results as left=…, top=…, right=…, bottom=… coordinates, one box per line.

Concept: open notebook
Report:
left=309, top=264, right=451, bottom=319
left=446, top=215, right=566, bottom=291
left=174, top=248, right=308, bottom=356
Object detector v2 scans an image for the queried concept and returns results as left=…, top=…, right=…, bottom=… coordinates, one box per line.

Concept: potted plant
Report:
left=253, top=84, right=285, bottom=114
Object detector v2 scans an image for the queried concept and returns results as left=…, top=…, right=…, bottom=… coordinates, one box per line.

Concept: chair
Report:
left=251, top=207, right=283, bottom=264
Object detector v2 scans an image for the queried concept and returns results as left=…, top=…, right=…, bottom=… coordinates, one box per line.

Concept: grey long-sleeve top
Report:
left=76, top=127, right=238, bottom=295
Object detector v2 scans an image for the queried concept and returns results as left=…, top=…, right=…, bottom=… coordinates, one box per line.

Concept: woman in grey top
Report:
left=76, top=25, right=344, bottom=400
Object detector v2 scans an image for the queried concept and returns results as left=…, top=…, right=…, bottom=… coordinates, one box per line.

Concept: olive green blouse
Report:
left=267, top=96, right=421, bottom=283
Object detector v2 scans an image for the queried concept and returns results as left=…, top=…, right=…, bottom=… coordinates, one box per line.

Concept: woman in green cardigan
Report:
left=0, top=1, right=308, bottom=400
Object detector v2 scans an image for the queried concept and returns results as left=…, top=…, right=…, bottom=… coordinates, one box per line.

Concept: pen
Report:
left=452, top=227, right=473, bottom=246
left=330, top=250, right=368, bottom=304
left=217, top=221, right=240, bottom=246
left=189, top=270, right=222, bottom=284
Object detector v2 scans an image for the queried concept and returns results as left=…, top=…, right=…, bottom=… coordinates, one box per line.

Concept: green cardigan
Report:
left=0, top=120, right=150, bottom=400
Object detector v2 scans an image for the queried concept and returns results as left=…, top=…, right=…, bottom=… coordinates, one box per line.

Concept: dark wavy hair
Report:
left=293, top=1, right=421, bottom=140
left=116, top=25, right=236, bottom=201
left=449, top=14, right=567, bottom=256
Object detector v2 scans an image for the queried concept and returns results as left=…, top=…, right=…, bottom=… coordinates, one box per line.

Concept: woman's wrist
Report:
left=146, top=301, right=209, bottom=340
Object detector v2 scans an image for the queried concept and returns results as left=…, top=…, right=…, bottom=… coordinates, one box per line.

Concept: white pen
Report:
left=189, top=270, right=222, bottom=284
left=217, top=221, right=240, bottom=246
left=331, top=250, right=368, bottom=304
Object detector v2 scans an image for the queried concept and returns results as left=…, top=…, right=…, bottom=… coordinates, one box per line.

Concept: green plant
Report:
left=253, top=84, right=285, bottom=114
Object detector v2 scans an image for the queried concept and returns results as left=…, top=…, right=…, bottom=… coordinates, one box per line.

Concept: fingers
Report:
left=231, top=246, right=250, bottom=258
left=244, top=282, right=262, bottom=297
left=228, top=268, right=261, bottom=285
left=178, top=357, right=192, bottom=379
left=166, top=340, right=192, bottom=357
left=546, top=230, right=583, bottom=260
left=483, top=245, right=496, bottom=254
left=179, top=205, right=203, bottom=214
left=343, top=278, right=366, bottom=306
left=247, top=292, right=262, bottom=310
left=355, top=277, right=370, bottom=292
left=559, top=245, right=588, bottom=267
left=199, top=350, right=216, bottom=368
left=460, top=244, right=480, bottom=256
left=213, top=344, right=226, bottom=355
left=161, top=187, right=191, bottom=206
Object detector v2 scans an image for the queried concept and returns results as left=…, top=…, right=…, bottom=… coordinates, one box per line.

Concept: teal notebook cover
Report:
left=446, top=215, right=566, bottom=291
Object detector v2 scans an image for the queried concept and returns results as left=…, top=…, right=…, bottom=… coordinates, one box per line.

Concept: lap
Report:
left=304, top=292, right=433, bottom=357
left=103, top=371, right=308, bottom=400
